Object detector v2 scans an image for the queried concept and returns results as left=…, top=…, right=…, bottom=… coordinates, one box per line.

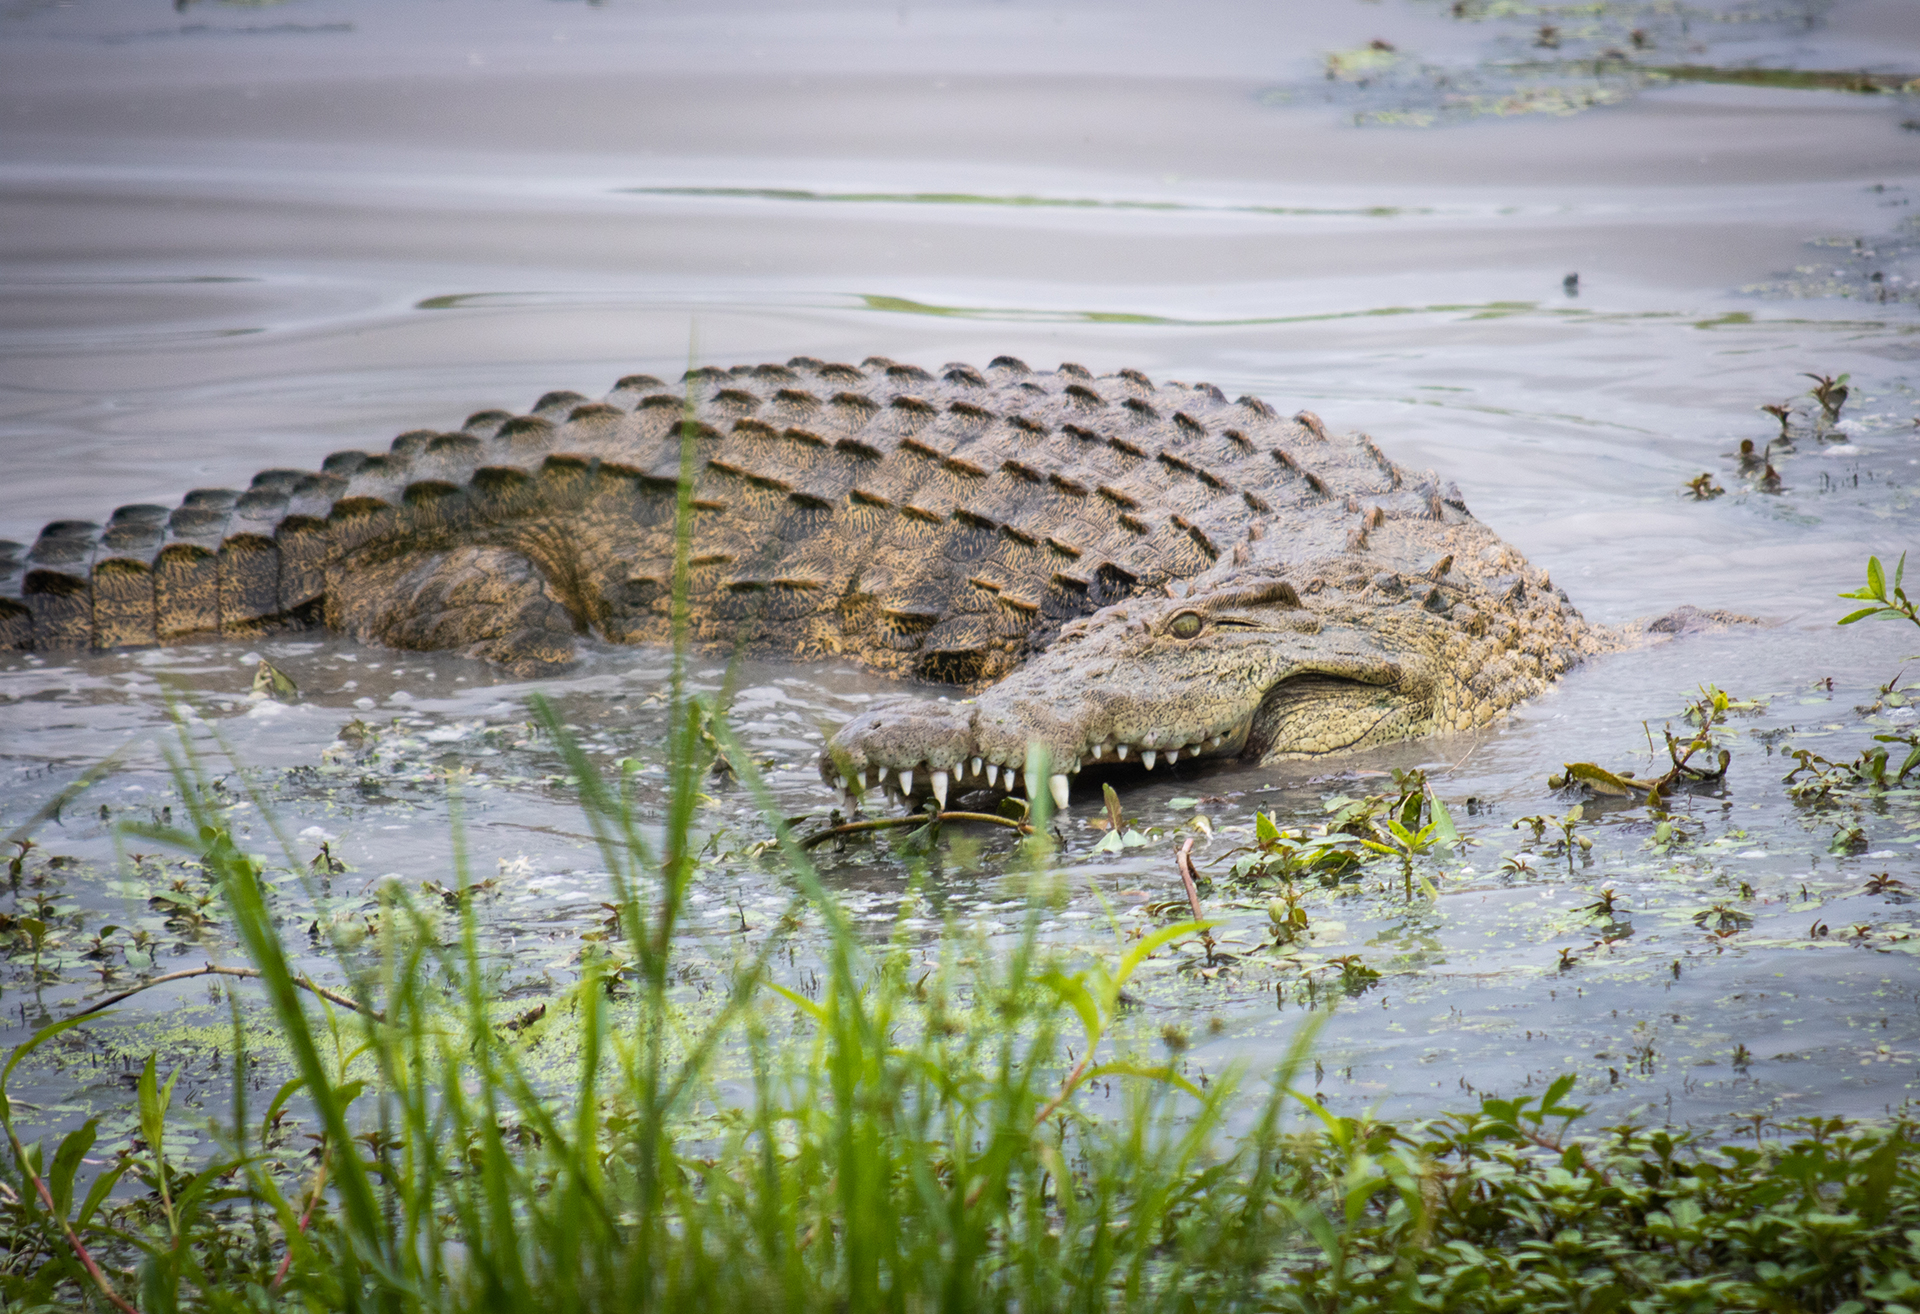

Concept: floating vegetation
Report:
left=1552, top=686, right=1741, bottom=808
left=1749, top=211, right=1920, bottom=310
left=1283, top=0, right=1915, bottom=128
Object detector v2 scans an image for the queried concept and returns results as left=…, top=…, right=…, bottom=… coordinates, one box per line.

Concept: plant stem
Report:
left=798, top=811, right=1031, bottom=849
left=270, top=1146, right=329, bottom=1289
left=3, top=1124, right=138, bottom=1314
left=64, top=963, right=381, bottom=1023
left=1178, top=837, right=1216, bottom=962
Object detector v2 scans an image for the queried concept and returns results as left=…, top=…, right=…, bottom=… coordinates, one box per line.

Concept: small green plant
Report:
left=1322, top=769, right=1461, bottom=899
left=1830, top=819, right=1870, bottom=854
left=1324, top=953, right=1382, bottom=993
left=1693, top=902, right=1753, bottom=933
left=1089, top=781, right=1153, bottom=854
left=1227, top=810, right=1361, bottom=882
left=1576, top=888, right=1624, bottom=919
left=1839, top=552, right=1917, bottom=628
left=1511, top=806, right=1591, bottom=874
left=1804, top=370, right=1850, bottom=424
left=6, top=839, right=32, bottom=890
left=1684, top=472, right=1724, bottom=499
left=1265, top=891, right=1310, bottom=945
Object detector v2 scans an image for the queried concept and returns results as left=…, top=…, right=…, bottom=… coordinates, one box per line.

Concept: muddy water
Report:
left=4, top=0, right=1920, bottom=1140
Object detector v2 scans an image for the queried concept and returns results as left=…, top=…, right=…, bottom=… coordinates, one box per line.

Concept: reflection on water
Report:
left=2, top=0, right=1919, bottom=1141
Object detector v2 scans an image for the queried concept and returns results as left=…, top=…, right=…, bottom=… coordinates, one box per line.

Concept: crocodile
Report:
left=1, top=355, right=1599, bottom=807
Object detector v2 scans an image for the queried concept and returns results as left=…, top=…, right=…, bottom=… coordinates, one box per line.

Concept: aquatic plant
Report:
left=1839, top=552, right=1918, bottom=630
left=1805, top=371, right=1852, bottom=428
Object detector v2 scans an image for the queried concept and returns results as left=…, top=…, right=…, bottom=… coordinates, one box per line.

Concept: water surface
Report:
left=4, top=0, right=1920, bottom=1142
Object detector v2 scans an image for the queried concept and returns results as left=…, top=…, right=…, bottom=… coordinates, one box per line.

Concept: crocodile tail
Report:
left=0, top=392, right=581, bottom=652
left=1, top=464, right=373, bottom=653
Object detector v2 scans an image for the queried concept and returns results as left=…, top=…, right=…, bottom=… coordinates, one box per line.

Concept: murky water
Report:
left=4, top=0, right=1920, bottom=1144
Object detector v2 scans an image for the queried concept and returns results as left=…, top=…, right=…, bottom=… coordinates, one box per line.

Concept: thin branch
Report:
left=66, top=964, right=382, bottom=1023
left=1032, top=1052, right=1097, bottom=1130
left=798, top=811, right=1031, bottom=850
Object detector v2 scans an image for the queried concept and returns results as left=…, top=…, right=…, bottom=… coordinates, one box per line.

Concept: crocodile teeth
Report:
left=1166, top=749, right=1179, bottom=765
left=856, top=769, right=868, bottom=789
left=1049, top=774, right=1070, bottom=810
left=876, top=766, right=889, bottom=784
left=1208, top=735, right=1221, bottom=748
left=900, top=768, right=914, bottom=796
left=1116, top=744, right=1129, bottom=760
left=972, top=756, right=983, bottom=779
left=932, top=770, right=949, bottom=808
left=1023, top=768, right=1037, bottom=798
left=1141, top=750, right=1157, bottom=770
left=1091, top=742, right=1105, bottom=759
left=983, top=764, right=996, bottom=788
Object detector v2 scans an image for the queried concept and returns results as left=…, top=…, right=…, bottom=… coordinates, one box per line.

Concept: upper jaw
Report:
left=819, top=694, right=1261, bottom=810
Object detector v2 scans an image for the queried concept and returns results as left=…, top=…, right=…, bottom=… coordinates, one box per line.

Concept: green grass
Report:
left=10, top=713, right=1920, bottom=1312
left=8, top=429, right=1920, bottom=1311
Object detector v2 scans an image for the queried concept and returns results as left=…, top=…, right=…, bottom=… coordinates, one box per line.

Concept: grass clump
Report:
left=0, top=689, right=1299, bottom=1311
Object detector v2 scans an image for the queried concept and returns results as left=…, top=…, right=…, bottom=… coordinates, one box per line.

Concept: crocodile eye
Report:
left=1168, top=611, right=1204, bottom=640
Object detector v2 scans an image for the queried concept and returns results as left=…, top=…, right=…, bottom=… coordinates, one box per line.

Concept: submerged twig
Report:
left=1177, top=837, right=1216, bottom=962
left=66, top=964, right=381, bottom=1022
left=798, top=810, right=1032, bottom=849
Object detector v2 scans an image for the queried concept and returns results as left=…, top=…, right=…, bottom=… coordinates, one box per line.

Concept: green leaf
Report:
left=1079, top=1060, right=1205, bottom=1101
left=1255, top=812, right=1281, bottom=844
left=767, top=981, right=827, bottom=1023
left=75, top=1157, right=132, bottom=1231
left=1840, top=606, right=1886, bottom=626
left=1286, top=1087, right=1351, bottom=1147
left=1039, top=969, right=1103, bottom=1047
left=1115, top=920, right=1219, bottom=989
left=137, top=1054, right=178, bottom=1169
left=1428, top=794, right=1460, bottom=848
left=48, top=1119, right=96, bottom=1218
left=1869, top=556, right=1887, bottom=600
left=1091, top=830, right=1124, bottom=854
left=261, top=1077, right=308, bottom=1136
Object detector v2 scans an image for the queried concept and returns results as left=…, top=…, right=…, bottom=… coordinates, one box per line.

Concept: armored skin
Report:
left=0, top=355, right=1597, bottom=802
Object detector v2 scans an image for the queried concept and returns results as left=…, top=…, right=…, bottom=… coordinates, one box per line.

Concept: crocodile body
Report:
left=0, top=355, right=1597, bottom=799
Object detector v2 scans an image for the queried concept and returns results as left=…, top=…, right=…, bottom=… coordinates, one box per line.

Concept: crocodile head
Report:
left=821, top=566, right=1481, bottom=810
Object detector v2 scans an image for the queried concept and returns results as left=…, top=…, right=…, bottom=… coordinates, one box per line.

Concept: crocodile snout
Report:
left=819, top=692, right=1253, bottom=812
